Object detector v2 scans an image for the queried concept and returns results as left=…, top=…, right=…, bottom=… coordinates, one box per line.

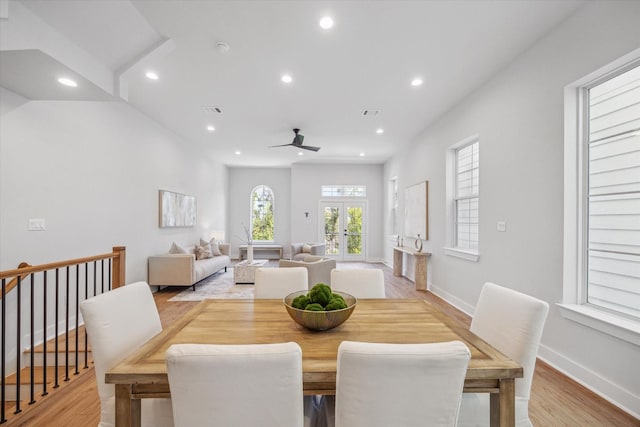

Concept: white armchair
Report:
left=291, top=242, right=326, bottom=260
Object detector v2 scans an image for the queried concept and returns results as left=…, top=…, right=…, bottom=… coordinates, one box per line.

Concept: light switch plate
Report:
left=28, top=218, right=46, bottom=231
left=497, top=221, right=506, bottom=232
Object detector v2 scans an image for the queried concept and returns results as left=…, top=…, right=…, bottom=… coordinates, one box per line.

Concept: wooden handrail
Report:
left=0, top=246, right=126, bottom=294
left=2, top=262, right=32, bottom=295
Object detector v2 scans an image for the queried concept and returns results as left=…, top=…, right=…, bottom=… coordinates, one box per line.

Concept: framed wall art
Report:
left=159, top=190, right=197, bottom=228
left=404, top=181, right=428, bottom=240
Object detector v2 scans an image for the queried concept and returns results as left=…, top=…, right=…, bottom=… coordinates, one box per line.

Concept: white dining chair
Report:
left=456, top=282, right=549, bottom=427
left=317, top=340, right=471, bottom=427
left=254, top=266, right=308, bottom=299
left=80, top=281, right=174, bottom=427
left=330, top=268, right=385, bottom=298
left=166, top=342, right=305, bottom=427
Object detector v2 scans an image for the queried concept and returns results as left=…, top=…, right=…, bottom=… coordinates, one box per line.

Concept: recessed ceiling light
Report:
left=281, top=74, right=293, bottom=84
left=319, top=16, right=334, bottom=30
left=145, top=71, right=159, bottom=80
left=376, top=128, right=384, bottom=134
left=359, top=152, right=365, bottom=157
left=206, top=125, right=215, bottom=132
left=235, top=150, right=241, bottom=155
left=298, top=152, right=304, bottom=156
left=411, top=77, right=423, bottom=87
left=57, top=77, right=77, bottom=87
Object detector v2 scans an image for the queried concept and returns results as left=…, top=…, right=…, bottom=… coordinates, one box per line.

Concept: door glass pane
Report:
left=346, top=206, right=363, bottom=255
left=324, top=206, right=340, bottom=255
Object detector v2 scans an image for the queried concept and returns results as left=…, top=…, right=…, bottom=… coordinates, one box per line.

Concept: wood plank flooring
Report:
left=5, top=262, right=638, bottom=426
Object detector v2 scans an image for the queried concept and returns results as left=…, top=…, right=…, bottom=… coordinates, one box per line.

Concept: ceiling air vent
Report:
left=201, top=105, right=223, bottom=114
left=361, top=108, right=380, bottom=116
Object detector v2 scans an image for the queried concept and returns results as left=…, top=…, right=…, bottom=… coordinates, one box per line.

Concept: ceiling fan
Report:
left=270, top=128, right=320, bottom=152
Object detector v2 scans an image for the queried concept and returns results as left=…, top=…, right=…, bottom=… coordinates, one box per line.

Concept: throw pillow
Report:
left=195, top=243, right=213, bottom=260
left=304, top=255, right=324, bottom=263
left=302, top=243, right=312, bottom=253
left=200, top=238, right=222, bottom=256
left=169, top=242, right=189, bottom=254
left=205, top=238, right=223, bottom=256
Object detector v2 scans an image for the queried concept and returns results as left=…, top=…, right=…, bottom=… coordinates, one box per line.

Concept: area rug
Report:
left=168, top=268, right=254, bottom=301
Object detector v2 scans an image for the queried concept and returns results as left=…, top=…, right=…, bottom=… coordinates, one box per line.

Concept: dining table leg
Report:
left=489, top=378, right=516, bottom=427
left=115, top=384, right=141, bottom=427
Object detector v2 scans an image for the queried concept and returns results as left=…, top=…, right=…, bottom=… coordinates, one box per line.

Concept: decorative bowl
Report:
left=283, top=290, right=357, bottom=331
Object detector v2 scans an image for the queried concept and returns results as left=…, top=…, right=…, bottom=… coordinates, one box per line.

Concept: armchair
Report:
left=279, top=255, right=336, bottom=288
left=291, top=243, right=326, bottom=260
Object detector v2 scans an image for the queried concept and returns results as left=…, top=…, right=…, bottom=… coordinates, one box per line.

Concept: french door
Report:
left=320, top=202, right=366, bottom=261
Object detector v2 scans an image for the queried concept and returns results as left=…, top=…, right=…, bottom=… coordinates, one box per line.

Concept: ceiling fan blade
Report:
left=269, top=143, right=294, bottom=148
left=299, top=145, right=320, bottom=152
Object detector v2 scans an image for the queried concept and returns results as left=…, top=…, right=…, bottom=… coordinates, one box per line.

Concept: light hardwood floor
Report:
left=5, top=262, right=638, bottom=426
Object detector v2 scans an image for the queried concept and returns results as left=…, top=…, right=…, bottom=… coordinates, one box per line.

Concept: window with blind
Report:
left=445, top=135, right=480, bottom=261
left=455, top=140, right=480, bottom=251
left=586, top=64, right=640, bottom=320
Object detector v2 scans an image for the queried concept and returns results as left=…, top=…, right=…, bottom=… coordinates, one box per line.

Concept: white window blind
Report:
left=455, top=141, right=479, bottom=250
left=587, top=64, right=640, bottom=319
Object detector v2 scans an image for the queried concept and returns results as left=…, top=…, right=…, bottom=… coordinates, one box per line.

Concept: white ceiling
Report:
left=2, top=0, right=584, bottom=167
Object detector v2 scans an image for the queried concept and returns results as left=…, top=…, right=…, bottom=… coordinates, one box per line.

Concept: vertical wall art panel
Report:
left=159, top=190, right=197, bottom=228
left=404, top=181, right=428, bottom=240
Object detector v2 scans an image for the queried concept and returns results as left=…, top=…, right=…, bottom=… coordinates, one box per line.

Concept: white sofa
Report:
left=148, top=243, right=230, bottom=290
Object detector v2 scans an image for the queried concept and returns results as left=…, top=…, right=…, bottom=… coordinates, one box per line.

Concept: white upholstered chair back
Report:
left=334, top=340, right=470, bottom=427
left=457, top=282, right=549, bottom=427
left=254, top=267, right=308, bottom=299
left=80, top=281, right=173, bottom=427
left=330, top=269, right=385, bottom=298
left=166, top=342, right=304, bottom=427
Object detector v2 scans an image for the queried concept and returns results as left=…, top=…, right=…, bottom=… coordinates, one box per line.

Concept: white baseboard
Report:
left=537, top=344, right=640, bottom=420
left=429, top=284, right=475, bottom=316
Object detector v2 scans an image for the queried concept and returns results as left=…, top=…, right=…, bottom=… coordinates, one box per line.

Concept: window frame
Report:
left=444, top=134, right=480, bottom=262
left=249, top=185, right=275, bottom=243
left=560, top=49, right=640, bottom=345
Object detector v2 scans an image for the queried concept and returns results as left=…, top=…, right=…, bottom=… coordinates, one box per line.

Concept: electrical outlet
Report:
left=497, top=221, right=506, bottom=232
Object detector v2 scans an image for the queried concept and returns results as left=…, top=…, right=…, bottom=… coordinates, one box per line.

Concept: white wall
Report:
left=384, top=1, right=640, bottom=416
left=227, top=167, right=291, bottom=259
left=291, top=163, right=384, bottom=261
left=0, top=90, right=227, bottom=371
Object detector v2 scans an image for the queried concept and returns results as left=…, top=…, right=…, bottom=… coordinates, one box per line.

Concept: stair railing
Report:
left=0, top=246, right=126, bottom=423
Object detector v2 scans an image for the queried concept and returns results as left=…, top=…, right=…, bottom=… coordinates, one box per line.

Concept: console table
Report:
left=393, top=246, right=431, bottom=291
left=239, top=244, right=283, bottom=260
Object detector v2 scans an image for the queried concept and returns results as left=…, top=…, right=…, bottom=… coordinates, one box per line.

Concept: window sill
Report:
left=557, top=304, right=640, bottom=346
left=444, top=247, right=479, bottom=262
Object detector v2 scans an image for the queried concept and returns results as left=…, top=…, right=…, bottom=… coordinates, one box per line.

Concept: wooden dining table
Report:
left=106, top=298, right=522, bottom=427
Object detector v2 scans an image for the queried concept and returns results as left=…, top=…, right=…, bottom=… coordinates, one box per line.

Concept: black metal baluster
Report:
left=108, top=259, right=112, bottom=291
left=74, top=265, right=79, bottom=375
left=2, top=278, right=7, bottom=423
left=15, top=277, right=22, bottom=414
left=84, top=263, right=89, bottom=369
left=42, top=272, right=48, bottom=396
left=29, top=274, right=35, bottom=404
left=54, top=269, right=59, bottom=389
left=64, top=267, right=70, bottom=382
left=101, top=260, right=105, bottom=294
left=93, top=261, right=97, bottom=297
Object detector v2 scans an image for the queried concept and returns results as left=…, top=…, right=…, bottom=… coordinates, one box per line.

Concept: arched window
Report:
left=250, top=185, right=275, bottom=242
